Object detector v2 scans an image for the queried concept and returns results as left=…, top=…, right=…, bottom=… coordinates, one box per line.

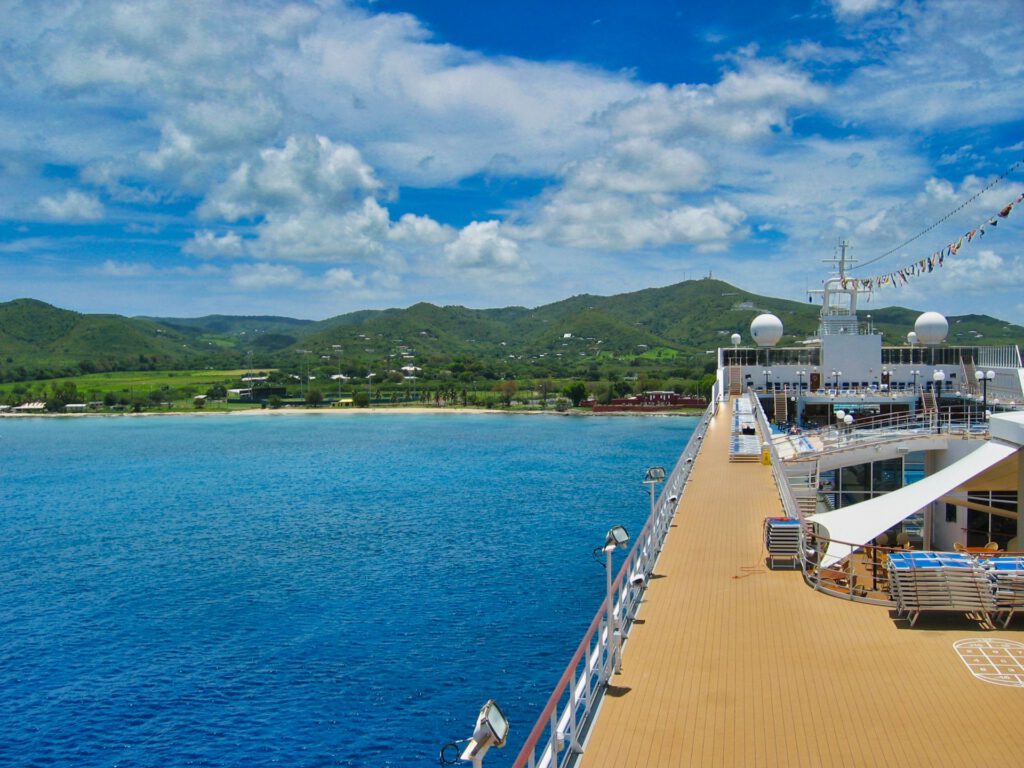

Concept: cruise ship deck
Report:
left=576, top=398, right=1024, bottom=768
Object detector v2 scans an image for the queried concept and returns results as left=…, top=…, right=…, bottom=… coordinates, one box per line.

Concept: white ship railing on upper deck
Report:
left=510, top=403, right=715, bottom=768
left=749, top=391, right=801, bottom=521
left=977, top=345, right=1022, bottom=369
left=819, top=316, right=873, bottom=335
left=784, top=408, right=990, bottom=459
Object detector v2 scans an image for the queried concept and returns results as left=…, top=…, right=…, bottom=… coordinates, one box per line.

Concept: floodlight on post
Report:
left=603, top=524, right=629, bottom=676
left=643, top=466, right=666, bottom=521
left=456, top=699, right=509, bottom=768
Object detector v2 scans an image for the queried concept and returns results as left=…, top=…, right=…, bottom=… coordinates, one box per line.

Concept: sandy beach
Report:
left=0, top=405, right=701, bottom=419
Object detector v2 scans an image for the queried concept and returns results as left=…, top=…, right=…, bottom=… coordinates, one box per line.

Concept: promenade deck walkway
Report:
left=577, top=398, right=1024, bottom=768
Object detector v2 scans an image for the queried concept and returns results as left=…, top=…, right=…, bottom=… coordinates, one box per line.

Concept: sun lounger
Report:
left=887, top=552, right=995, bottom=627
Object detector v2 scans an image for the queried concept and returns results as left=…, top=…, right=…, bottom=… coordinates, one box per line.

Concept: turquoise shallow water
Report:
left=0, top=413, right=694, bottom=767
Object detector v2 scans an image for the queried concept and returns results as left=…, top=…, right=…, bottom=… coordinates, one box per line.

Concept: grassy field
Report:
left=0, top=369, right=255, bottom=399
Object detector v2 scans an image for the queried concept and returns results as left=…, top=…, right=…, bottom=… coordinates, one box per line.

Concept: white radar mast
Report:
left=808, top=239, right=865, bottom=337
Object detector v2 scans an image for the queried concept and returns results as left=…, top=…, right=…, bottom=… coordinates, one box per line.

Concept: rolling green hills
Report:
left=1, top=279, right=1022, bottom=385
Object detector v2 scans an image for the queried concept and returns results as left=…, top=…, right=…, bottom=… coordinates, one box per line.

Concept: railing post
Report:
left=566, top=665, right=583, bottom=753
left=548, top=709, right=561, bottom=766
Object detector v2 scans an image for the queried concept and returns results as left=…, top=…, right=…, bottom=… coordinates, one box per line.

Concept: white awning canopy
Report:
left=807, top=440, right=1018, bottom=568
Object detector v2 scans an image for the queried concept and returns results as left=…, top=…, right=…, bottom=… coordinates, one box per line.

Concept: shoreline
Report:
left=0, top=405, right=703, bottom=419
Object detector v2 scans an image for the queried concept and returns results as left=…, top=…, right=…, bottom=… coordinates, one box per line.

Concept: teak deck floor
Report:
left=577, top=399, right=1024, bottom=768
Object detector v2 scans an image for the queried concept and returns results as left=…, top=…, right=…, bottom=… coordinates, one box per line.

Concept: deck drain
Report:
left=954, top=638, right=1024, bottom=688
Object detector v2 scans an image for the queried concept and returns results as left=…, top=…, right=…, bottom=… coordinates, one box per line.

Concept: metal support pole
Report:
left=605, top=546, right=620, bottom=675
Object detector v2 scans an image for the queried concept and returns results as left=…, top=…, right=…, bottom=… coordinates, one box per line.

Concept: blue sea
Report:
left=0, top=413, right=694, bottom=767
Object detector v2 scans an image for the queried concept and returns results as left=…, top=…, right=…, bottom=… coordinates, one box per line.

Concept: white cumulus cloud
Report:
left=97, top=259, right=153, bottom=277
left=828, top=0, right=895, bottom=18
left=184, top=230, right=245, bottom=258
left=230, top=263, right=304, bottom=290
left=201, top=135, right=381, bottom=222
left=37, top=190, right=105, bottom=221
left=941, top=249, right=1024, bottom=293
left=444, top=221, right=522, bottom=270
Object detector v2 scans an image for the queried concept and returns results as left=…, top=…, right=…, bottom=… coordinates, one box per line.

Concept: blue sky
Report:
left=1, top=0, right=1022, bottom=321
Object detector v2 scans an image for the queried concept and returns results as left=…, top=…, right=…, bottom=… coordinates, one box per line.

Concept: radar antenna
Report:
left=808, top=239, right=867, bottom=336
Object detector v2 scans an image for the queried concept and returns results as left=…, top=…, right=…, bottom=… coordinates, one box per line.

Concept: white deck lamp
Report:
left=457, top=700, right=509, bottom=768
left=975, top=369, right=994, bottom=412
left=643, top=466, right=666, bottom=520
left=604, top=524, right=630, bottom=676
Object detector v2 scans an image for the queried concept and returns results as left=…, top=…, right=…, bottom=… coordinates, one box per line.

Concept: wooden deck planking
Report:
left=577, top=399, right=1024, bottom=768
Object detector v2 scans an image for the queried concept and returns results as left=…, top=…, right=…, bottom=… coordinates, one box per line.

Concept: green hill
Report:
left=0, top=299, right=205, bottom=379
left=1, top=280, right=1022, bottom=384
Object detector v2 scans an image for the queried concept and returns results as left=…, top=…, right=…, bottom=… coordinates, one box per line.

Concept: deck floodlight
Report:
left=605, top=525, right=630, bottom=550
left=602, top=524, right=630, bottom=677
left=459, top=700, right=509, bottom=767
left=644, top=466, right=666, bottom=483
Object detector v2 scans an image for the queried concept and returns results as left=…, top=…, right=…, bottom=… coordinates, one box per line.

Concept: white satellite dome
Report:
left=730, top=333, right=742, bottom=347
left=914, top=312, right=948, bottom=345
left=907, top=331, right=918, bottom=346
left=750, top=314, right=783, bottom=347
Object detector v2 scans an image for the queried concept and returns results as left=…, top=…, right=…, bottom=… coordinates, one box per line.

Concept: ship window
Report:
left=946, top=503, right=957, bottom=523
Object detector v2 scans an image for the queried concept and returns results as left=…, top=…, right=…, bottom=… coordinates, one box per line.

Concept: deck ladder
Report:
left=961, top=354, right=980, bottom=396
left=773, top=390, right=788, bottom=423
left=728, top=365, right=743, bottom=396
left=920, top=389, right=938, bottom=416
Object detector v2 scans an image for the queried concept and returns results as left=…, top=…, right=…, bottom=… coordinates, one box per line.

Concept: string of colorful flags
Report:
left=839, top=191, right=1023, bottom=297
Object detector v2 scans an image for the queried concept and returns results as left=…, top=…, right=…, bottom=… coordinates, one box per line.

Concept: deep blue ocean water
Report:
left=0, top=413, right=694, bottom=767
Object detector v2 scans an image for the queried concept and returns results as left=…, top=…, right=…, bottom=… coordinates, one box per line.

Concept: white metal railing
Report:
left=781, top=407, right=994, bottom=463
left=977, top=345, right=1022, bottom=369
left=511, top=404, right=714, bottom=768
left=749, top=391, right=801, bottom=520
